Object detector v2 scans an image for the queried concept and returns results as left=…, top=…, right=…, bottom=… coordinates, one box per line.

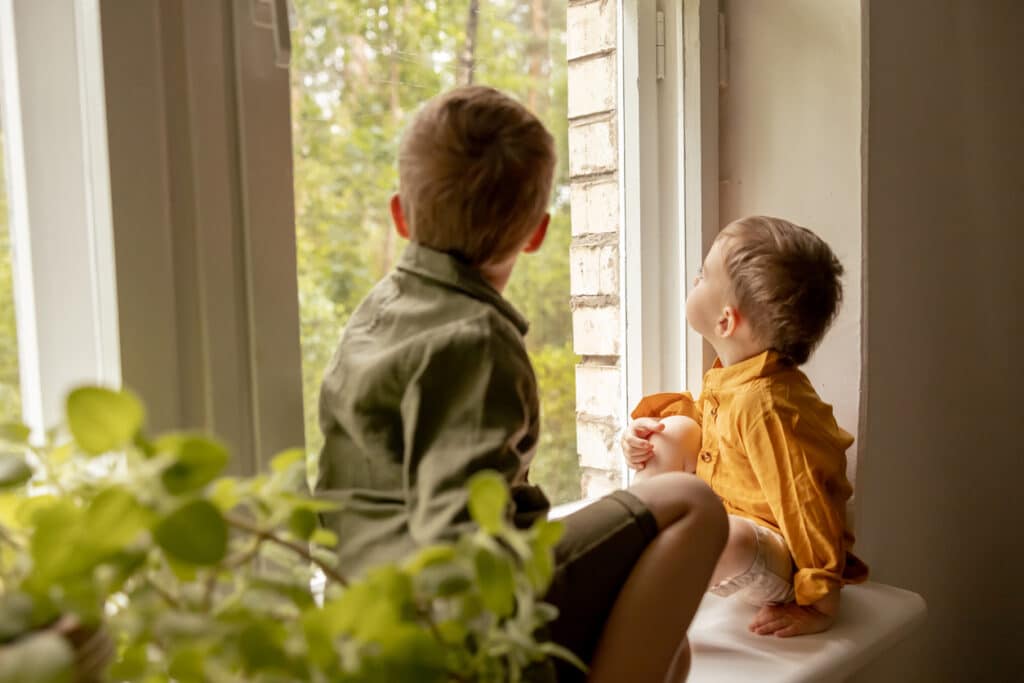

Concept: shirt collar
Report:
left=702, top=350, right=786, bottom=391
left=396, top=241, right=530, bottom=335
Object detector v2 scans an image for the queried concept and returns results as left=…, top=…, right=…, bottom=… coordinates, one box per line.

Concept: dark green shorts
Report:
left=543, top=489, right=659, bottom=681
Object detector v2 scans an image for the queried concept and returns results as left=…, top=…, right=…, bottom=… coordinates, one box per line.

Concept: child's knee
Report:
left=648, top=416, right=701, bottom=473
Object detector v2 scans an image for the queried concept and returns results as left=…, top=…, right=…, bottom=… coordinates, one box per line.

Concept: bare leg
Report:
left=634, top=415, right=701, bottom=481
left=587, top=473, right=728, bottom=683
left=709, top=515, right=759, bottom=588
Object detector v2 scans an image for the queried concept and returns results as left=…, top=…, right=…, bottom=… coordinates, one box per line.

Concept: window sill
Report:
left=689, top=582, right=926, bottom=682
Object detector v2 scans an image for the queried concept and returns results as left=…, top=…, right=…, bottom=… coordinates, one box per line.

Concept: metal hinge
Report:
left=656, top=9, right=666, bottom=80
left=251, top=0, right=294, bottom=68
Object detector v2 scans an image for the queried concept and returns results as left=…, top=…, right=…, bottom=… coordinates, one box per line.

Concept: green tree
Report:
left=291, top=0, right=580, bottom=503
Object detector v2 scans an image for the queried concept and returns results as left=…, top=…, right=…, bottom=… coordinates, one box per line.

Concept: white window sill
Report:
left=689, top=582, right=925, bottom=682
left=549, top=500, right=927, bottom=682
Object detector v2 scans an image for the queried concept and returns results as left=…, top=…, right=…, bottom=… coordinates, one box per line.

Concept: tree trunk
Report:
left=527, top=0, right=549, bottom=114
left=460, top=0, right=480, bottom=86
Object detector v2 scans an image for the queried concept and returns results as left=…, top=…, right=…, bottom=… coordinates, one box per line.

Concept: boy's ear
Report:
left=522, top=213, right=550, bottom=254
left=390, top=194, right=410, bottom=239
left=717, top=306, right=740, bottom=339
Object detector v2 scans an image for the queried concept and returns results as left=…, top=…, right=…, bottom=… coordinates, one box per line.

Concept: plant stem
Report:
left=224, top=513, right=349, bottom=588
left=146, top=576, right=181, bottom=609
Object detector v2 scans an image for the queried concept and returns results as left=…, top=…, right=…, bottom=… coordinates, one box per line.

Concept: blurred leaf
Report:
left=0, top=422, right=29, bottom=445
left=159, top=435, right=229, bottom=495
left=538, top=641, right=588, bottom=674
left=108, top=639, right=148, bottom=681
left=0, top=592, right=34, bottom=643
left=270, top=448, right=305, bottom=473
left=468, top=471, right=509, bottom=534
left=28, top=499, right=81, bottom=583
left=209, top=477, right=241, bottom=511
left=238, top=620, right=293, bottom=674
left=288, top=507, right=318, bottom=540
left=66, top=387, right=144, bottom=455
left=167, top=644, right=206, bottom=682
left=84, top=487, right=148, bottom=555
left=403, top=544, right=456, bottom=573
left=154, top=500, right=227, bottom=566
left=474, top=548, right=516, bottom=618
left=309, top=527, right=337, bottom=548
left=0, top=630, right=73, bottom=683
left=0, top=453, right=30, bottom=489
left=360, top=625, right=448, bottom=683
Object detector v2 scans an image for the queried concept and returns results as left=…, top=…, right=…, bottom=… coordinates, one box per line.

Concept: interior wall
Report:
left=854, top=1, right=1024, bottom=680
left=717, top=0, right=863, bottom=480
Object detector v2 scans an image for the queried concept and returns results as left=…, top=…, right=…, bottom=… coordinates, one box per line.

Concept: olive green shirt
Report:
left=316, top=242, right=550, bottom=577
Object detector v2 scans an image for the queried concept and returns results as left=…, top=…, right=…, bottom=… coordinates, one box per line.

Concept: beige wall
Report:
left=855, top=1, right=1024, bottom=679
left=718, top=0, right=863, bottom=481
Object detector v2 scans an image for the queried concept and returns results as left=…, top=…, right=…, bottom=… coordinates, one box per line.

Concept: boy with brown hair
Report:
left=624, top=216, right=869, bottom=638
left=316, top=85, right=727, bottom=682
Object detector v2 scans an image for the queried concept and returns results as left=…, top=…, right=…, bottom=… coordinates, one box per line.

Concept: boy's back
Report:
left=316, top=242, right=549, bottom=576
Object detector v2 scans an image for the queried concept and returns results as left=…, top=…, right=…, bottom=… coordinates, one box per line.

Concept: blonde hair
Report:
left=718, top=216, right=844, bottom=365
left=397, top=85, right=557, bottom=266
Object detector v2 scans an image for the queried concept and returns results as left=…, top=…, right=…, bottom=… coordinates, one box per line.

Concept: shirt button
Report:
left=700, top=452, right=712, bottom=463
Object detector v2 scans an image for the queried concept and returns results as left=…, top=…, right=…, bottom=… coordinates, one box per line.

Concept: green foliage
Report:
left=0, top=386, right=577, bottom=681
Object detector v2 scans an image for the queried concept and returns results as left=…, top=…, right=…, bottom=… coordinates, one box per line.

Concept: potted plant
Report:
left=0, top=387, right=581, bottom=682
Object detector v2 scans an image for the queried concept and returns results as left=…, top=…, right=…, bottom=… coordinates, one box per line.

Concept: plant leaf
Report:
left=474, top=548, right=516, bottom=618
left=288, top=507, right=318, bottom=540
left=159, top=435, right=229, bottom=495
left=66, top=387, right=145, bottom=455
left=0, top=453, right=31, bottom=489
left=0, top=422, right=30, bottom=445
left=467, top=471, right=509, bottom=534
left=83, top=487, right=149, bottom=555
left=270, top=448, right=306, bottom=473
left=0, top=630, right=74, bottom=683
left=154, top=500, right=228, bottom=566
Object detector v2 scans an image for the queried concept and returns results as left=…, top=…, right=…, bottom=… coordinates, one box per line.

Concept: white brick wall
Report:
left=567, top=0, right=616, bottom=60
left=571, top=305, right=619, bottom=356
left=567, top=54, right=616, bottom=119
left=568, top=118, right=618, bottom=177
left=568, top=0, right=623, bottom=499
left=570, top=178, right=618, bottom=236
left=569, top=242, right=618, bottom=296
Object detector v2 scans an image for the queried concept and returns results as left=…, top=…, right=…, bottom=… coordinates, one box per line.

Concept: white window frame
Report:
left=619, top=0, right=719, bottom=484
left=0, top=0, right=121, bottom=436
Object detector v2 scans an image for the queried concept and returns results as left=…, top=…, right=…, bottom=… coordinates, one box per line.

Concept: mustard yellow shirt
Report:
left=632, top=350, right=868, bottom=605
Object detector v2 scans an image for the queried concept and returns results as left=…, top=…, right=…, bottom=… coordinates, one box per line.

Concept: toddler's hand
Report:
left=621, top=418, right=664, bottom=470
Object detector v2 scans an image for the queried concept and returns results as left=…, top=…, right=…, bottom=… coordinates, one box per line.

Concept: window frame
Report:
left=619, top=0, right=719, bottom=486
left=0, top=0, right=121, bottom=436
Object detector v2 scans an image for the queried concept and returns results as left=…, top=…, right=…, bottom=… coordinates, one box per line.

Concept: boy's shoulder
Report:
left=340, top=260, right=530, bottom=369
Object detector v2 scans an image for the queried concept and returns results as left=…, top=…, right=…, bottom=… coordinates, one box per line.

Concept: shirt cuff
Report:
left=793, top=567, right=843, bottom=606
left=630, top=392, right=698, bottom=421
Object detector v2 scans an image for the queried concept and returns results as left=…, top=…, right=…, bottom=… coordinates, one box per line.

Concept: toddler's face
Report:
left=685, top=238, right=732, bottom=340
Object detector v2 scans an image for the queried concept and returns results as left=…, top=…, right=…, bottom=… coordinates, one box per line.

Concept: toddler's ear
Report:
left=523, top=213, right=550, bottom=254
left=390, top=194, right=410, bottom=239
left=717, top=306, right=740, bottom=338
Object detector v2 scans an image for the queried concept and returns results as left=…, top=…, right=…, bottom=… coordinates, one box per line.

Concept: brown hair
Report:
left=718, top=216, right=844, bottom=365
left=397, top=85, right=556, bottom=266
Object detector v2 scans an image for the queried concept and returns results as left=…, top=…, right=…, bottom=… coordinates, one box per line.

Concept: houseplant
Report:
left=0, top=387, right=580, bottom=682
